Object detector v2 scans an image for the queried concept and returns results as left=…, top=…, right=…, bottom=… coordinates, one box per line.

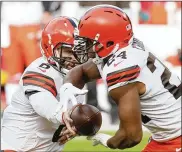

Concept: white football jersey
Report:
left=96, top=38, right=181, bottom=142
left=1, top=57, right=85, bottom=151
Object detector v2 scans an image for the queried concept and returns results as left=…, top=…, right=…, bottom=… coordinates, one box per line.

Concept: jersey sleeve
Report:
left=29, top=91, right=63, bottom=125
left=103, top=48, right=148, bottom=91
left=20, top=71, right=57, bottom=97
left=106, top=65, right=140, bottom=88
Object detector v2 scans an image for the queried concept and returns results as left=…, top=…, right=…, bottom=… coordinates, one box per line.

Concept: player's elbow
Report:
left=118, top=135, right=142, bottom=149
left=126, top=129, right=143, bottom=148
left=117, top=129, right=143, bottom=149
left=108, top=127, right=143, bottom=149
left=129, top=128, right=143, bottom=144
left=129, top=132, right=142, bottom=146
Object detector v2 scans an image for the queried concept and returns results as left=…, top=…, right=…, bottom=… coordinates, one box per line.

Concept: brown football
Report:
left=70, top=104, right=102, bottom=136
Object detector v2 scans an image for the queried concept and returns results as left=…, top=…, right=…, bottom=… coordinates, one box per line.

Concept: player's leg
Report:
left=142, top=136, right=182, bottom=152
left=166, top=136, right=181, bottom=152
left=21, top=24, right=41, bottom=66
left=142, top=137, right=155, bottom=152
left=1, top=137, right=17, bottom=152
left=2, top=26, right=24, bottom=105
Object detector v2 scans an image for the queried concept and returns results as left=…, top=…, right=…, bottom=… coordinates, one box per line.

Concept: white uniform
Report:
left=96, top=38, right=181, bottom=142
left=1, top=57, right=85, bottom=151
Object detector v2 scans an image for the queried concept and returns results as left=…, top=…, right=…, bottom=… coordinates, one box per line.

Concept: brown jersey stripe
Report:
left=23, top=73, right=55, bottom=87
left=24, top=83, right=57, bottom=97
left=23, top=77, right=56, bottom=92
left=24, top=71, right=54, bottom=81
left=23, top=71, right=56, bottom=91
left=107, top=71, right=140, bottom=84
left=107, top=65, right=140, bottom=81
left=107, top=67, right=140, bottom=82
left=23, top=79, right=57, bottom=97
left=107, top=72, right=140, bottom=87
left=22, top=71, right=57, bottom=96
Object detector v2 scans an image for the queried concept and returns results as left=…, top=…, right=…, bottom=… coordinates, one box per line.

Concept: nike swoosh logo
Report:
left=114, top=61, right=123, bottom=67
left=176, top=148, right=181, bottom=152
left=37, top=67, right=46, bottom=72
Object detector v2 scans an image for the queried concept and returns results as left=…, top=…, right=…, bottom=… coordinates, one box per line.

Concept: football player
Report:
left=60, top=5, right=181, bottom=151
left=1, top=16, right=87, bottom=151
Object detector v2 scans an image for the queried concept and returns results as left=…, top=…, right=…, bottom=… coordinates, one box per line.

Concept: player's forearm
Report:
left=64, top=59, right=101, bottom=89
left=29, top=91, right=63, bottom=124
left=107, top=129, right=142, bottom=149
left=64, top=65, right=88, bottom=89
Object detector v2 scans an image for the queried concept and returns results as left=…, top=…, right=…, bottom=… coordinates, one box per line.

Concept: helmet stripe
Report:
left=66, top=17, right=78, bottom=28
left=84, top=4, right=125, bottom=16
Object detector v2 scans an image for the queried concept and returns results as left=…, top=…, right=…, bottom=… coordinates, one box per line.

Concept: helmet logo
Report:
left=48, top=34, right=52, bottom=45
left=64, top=22, right=68, bottom=27
left=48, top=34, right=54, bottom=51
left=48, top=56, right=56, bottom=64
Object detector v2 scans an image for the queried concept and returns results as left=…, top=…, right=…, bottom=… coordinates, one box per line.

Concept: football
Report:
left=70, top=104, right=102, bottom=136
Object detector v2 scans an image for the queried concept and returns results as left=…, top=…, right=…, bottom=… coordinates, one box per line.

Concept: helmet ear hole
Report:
left=106, top=41, right=114, bottom=48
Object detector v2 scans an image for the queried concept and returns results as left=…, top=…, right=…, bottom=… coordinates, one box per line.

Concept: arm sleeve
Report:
left=28, top=91, right=64, bottom=125
left=103, top=48, right=148, bottom=92
left=21, top=71, right=58, bottom=97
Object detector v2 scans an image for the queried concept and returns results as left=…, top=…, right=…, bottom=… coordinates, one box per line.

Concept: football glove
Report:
left=59, top=83, right=88, bottom=111
left=87, top=133, right=112, bottom=148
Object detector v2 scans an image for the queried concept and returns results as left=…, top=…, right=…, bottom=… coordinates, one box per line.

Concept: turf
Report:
left=63, top=131, right=151, bottom=152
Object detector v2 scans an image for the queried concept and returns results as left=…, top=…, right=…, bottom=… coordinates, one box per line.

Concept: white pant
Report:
left=1, top=127, right=64, bottom=151
left=1, top=138, right=17, bottom=151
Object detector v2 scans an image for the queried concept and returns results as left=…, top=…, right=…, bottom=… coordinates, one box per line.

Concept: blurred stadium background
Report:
left=1, top=1, right=181, bottom=151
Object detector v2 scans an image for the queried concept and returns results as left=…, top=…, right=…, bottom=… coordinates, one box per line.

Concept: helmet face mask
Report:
left=73, top=35, right=103, bottom=64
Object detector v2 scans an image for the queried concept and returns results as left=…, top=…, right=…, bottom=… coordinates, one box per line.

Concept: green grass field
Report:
left=63, top=131, right=151, bottom=152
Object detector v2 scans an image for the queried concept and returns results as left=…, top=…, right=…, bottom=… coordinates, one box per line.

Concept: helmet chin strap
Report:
left=93, top=33, right=100, bottom=52
left=93, top=33, right=103, bottom=64
left=61, top=68, right=69, bottom=75
left=55, top=62, right=61, bottom=71
left=128, top=35, right=134, bottom=45
left=109, top=35, right=134, bottom=56
left=40, top=42, right=48, bottom=61
left=111, top=43, right=119, bottom=54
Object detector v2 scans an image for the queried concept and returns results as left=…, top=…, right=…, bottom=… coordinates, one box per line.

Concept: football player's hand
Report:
left=58, top=126, right=77, bottom=145
left=87, top=133, right=112, bottom=148
left=60, top=83, right=88, bottom=110
left=62, top=108, right=76, bottom=135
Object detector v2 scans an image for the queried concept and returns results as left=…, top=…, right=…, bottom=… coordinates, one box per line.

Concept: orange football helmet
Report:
left=73, top=5, right=133, bottom=63
left=41, top=16, right=78, bottom=72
